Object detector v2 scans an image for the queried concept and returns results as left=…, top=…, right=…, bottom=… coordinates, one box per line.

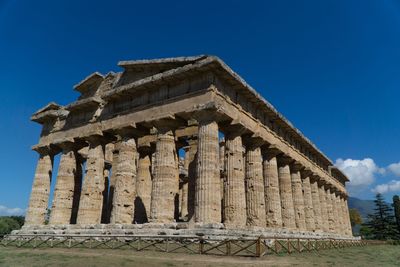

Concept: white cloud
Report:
left=335, top=158, right=384, bottom=187
left=387, top=162, right=400, bottom=177
left=372, top=180, right=400, bottom=194
left=0, top=205, right=25, bottom=216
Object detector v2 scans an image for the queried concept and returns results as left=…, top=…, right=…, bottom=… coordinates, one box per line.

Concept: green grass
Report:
left=0, top=245, right=398, bottom=266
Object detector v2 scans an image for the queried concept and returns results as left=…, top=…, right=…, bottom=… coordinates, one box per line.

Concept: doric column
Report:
left=244, top=142, right=266, bottom=227
left=330, top=189, right=339, bottom=234
left=77, top=136, right=105, bottom=225
left=310, top=176, right=323, bottom=232
left=335, top=192, right=345, bottom=235
left=325, top=186, right=335, bottom=232
left=301, top=169, right=315, bottom=232
left=224, top=132, right=246, bottom=227
left=219, top=138, right=226, bottom=220
left=277, top=155, right=296, bottom=229
left=135, top=144, right=152, bottom=223
left=150, top=121, right=179, bottom=223
left=291, top=162, right=306, bottom=231
left=49, top=142, right=82, bottom=225
left=195, top=116, right=221, bottom=223
left=180, top=146, right=190, bottom=220
left=318, top=182, right=329, bottom=233
left=187, top=137, right=198, bottom=221
left=106, top=144, right=119, bottom=223
left=263, top=147, right=282, bottom=228
left=110, top=135, right=137, bottom=224
left=343, top=197, right=352, bottom=236
left=25, top=147, right=54, bottom=225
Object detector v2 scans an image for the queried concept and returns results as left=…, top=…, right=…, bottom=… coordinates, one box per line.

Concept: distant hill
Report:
left=348, top=197, right=375, bottom=221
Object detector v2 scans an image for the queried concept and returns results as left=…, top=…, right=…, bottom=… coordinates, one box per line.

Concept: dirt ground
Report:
left=0, top=245, right=399, bottom=267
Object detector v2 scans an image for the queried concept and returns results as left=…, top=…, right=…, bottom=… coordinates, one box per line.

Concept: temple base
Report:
left=12, top=223, right=357, bottom=241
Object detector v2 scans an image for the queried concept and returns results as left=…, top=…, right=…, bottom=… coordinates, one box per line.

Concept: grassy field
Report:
left=0, top=245, right=399, bottom=267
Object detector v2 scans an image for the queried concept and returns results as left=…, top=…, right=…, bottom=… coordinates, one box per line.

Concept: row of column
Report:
left=25, top=118, right=352, bottom=236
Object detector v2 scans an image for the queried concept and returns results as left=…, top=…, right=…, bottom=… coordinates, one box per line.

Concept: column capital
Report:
left=277, top=154, right=293, bottom=167
left=149, top=116, right=183, bottom=134
left=290, top=161, right=304, bottom=172
left=32, top=144, right=57, bottom=156
left=242, top=133, right=265, bottom=149
left=301, top=167, right=313, bottom=178
left=53, top=139, right=86, bottom=152
left=262, top=144, right=281, bottom=160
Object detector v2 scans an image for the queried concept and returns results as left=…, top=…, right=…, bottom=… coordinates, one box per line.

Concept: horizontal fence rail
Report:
left=1, top=234, right=370, bottom=257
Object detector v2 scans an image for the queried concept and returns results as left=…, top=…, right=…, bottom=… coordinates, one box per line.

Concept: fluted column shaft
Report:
left=335, top=193, right=345, bottom=235
left=263, top=154, right=282, bottom=228
left=77, top=139, right=105, bottom=224
left=343, top=198, right=352, bottom=236
left=150, top=128, right=177, bottom=223
left=107, top=146, right=119, bottom=223
left=291, top=167, right=306, bottom=231
left=110, top=137, right=137, bottom=224
left=310, top=179, right=322, bottom=231
left=180, top=146, right=190, bottom=220
left=50, top=146, right=82, bottom=225
left=25, top=149, right=54, bottom=225
left=135, top=147, right=152, bottom=223
left=278, top=157, right=296, bottom=229
left=195, top=119, right=221, bottom=223
left=302, top=174, right=315, bottom=232
left=318, top=184, right=329, bottom=232
left=326, top=188, right=335, bottom=232
left=331, top=190, right=339, bottom=233
left=245, top=146, right=266, bottom=227
left=187, top=138, right=198, bottom=221
left=224, top=133, right=246, bottom=227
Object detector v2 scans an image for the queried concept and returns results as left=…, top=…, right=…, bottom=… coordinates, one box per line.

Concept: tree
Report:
left=393, top=195, right=400, bottom=233
left=364, top=193, right=398, bottom=240
left=349, top=208, right=362, bottom=226
left=0, top=217, right=21, bottom=237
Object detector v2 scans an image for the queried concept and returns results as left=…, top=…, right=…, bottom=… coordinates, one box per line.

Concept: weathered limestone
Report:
left=110, top=137, right=137, bottom=224
left=325, top=187, right=335, bottom=233
left=291, top=163, right=306, bottom=231
left=150, top=125, right=178, bottom=223
left=301, top=171, right=315, bottom=232
left=25, top=148, right=54, bottom=225
left=318, top=184, right=329, bottom=233
left=310, top=177, right=323, bottom=232
left=244, top=145, right=266, bottom=227
left=77, top=137, right=106, bottom=225
left=195, top=117, right=221, bottom=223
left=263, top=150, right=282, bottom=228
left=180, top=146, right=190, bottom=220
left=277, top=156, right=296, bottom=229
left=224, top=132, right=246, bottom=227
left=24, top=56, right=354, bottom=239
left=187, top=137, right=198, bottom=221
left=343, top=198, right=352, bottom=236
left=49, top=144, right=81, bottom=225
left=135, top=145, right=152, bottom=223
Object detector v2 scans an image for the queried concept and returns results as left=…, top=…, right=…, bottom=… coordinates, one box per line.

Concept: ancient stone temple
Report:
left=21, top=55, right=353, bottom=239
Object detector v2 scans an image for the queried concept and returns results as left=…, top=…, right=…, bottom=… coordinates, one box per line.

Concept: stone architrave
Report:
left=25, top=147, right=54, bottom=225
left=195, top=116, right=221, bottom=224
left=224, top=132, right=246, bottom=227
left=291, top=162, right=306, bottom=231
left=150, top=121, right=179, bottom=223
left=49, top=143, right=82, bottom=225
left=110, top=136, right=137, bottom=224
left=310, top=176, right=323, bottom=232
left=77, top=137, right=105, bottom=225
left=263, top=147, right=282, bottom=228
left=278, top=156, right=296, bottom=229
left=301, top=170, right=315, bottom=232
left=245, top=144, right=266, bottom=227
left=135, top=144, right=152, bottom=223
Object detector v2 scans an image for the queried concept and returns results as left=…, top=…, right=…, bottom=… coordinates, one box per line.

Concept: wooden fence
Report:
left=0, top=234, right=368, bottom=257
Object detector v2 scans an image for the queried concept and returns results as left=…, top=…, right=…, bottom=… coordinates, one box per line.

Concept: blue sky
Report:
left=1, top=0, right=400, bottom=215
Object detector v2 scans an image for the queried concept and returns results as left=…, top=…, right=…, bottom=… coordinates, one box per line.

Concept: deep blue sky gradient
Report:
left=1, top=0, right=400, bottom=212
